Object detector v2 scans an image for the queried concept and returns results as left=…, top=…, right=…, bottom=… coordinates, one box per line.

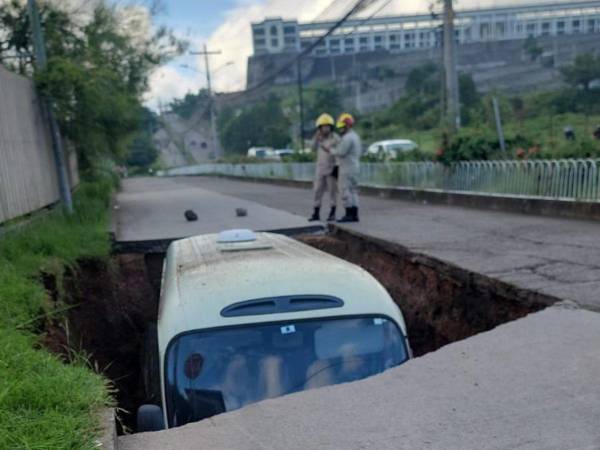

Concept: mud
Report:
left=298, top=228, right=555, bottom=356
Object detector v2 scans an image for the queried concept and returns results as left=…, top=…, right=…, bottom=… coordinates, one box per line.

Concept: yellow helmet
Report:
left=336, top=112, right=354, bottom=129
left=316, top=113, right=335, bottom=128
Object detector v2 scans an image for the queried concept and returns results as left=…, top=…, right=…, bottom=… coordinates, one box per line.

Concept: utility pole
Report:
left=191, top=45, right=222, bottom=159
left=492, top=97, right=507, bottom=157
left=442, top=0, right=460, bottom=133
left=296, top=58, right=305, bottom=148
left=27, top=0, right=73, bottom=213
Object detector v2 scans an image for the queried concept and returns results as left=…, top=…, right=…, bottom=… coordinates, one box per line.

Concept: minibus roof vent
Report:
left=217, top=229, right=257, bottom=243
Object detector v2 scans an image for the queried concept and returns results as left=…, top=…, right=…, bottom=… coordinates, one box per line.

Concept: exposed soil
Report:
left=42, top=254, right=158, bottom=433
left=298, top=229, right=555, bottom=356
left=40, top=229, right=556, bottom=435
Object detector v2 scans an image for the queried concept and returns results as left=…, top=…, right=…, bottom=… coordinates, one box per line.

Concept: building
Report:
left=251, top=1, right=600, bottom=57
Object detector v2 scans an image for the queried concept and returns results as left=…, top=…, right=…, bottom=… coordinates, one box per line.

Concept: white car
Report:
left=367, top=139, right=418, bottom=160
left=137, top=230, right=411, bottom=431
left=247, top=147, right=279, bottom=160
left=274, top=148, right=295, bottom=158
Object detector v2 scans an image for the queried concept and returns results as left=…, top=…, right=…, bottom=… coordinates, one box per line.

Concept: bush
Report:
left=438, top=129, right=533, bottom=164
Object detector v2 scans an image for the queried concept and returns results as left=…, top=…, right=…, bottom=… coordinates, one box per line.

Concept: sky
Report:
left=145, top=0, right=562, bottom=110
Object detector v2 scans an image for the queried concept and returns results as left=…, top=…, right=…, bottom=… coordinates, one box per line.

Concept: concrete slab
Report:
left=113, top=177, right=321, bottom=248
left=119, top=306, right=600, bottom=450
left=172, top=177, right=600, bottom=312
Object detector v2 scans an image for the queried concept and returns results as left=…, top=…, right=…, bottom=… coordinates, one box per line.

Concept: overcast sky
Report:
left=145, top=0, right=564, bottom=110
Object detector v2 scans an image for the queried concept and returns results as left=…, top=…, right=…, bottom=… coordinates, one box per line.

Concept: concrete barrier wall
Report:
left=0, top=65, right=76, bottom=224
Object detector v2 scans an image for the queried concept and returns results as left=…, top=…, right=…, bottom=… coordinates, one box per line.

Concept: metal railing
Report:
left=161, top=159, right=600, bottom=201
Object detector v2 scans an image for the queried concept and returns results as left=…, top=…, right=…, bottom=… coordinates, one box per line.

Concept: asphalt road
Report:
left=170, top=176, right=600, bottom=312
left=113, top=177, right=319, bottom=243
left=116, top=175, right=600, bottom=450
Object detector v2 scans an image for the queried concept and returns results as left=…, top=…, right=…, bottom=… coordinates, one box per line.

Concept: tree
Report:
left=219, top=94, right=291, bottom=153
left=370, top=64, right=481, bottom=131
left=169, top=90, right=211, bottom=120
left=561, top=53, right=600, bottom=91
left=405, top=62, right=439, bottom=96
left=305, top=83, right=343, bottom=124
left=523, top=36, right=543, bottom=62
left=126, top=107, right=159, bottom=170
left=0, top=1, right=185, bottom=170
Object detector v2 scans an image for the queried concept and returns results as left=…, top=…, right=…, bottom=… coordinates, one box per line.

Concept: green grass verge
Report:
left=0, top=176, right=115, bottom=449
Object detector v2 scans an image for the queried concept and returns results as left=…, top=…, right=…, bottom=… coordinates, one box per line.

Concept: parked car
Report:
left=247, top=147, right=278, bottom=160
left=137, top=230, right=411, bottom=431
left=367, top=139, right=418, bottom=160
left=274, top=148, right=295, bottom=159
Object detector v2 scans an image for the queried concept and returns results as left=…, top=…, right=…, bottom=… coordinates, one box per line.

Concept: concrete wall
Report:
left=0, top=65, right=76, bottom=224
left=247, top=32, right=600, bottom=113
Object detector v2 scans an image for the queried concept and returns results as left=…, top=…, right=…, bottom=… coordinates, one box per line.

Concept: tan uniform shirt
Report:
left=313, top=133, right=340, bottom=177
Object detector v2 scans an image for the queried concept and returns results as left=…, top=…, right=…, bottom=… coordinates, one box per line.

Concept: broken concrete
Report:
left=119, top=306, right=600, bottom=450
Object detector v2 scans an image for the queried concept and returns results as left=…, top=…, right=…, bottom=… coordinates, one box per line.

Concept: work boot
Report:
left=337, top=208, right=354, bottom=223
left=308, top=207, right=320, bottom=222
left=353, top=207, right=360, bottom=222
left=326, top=207, right=336, bottom=222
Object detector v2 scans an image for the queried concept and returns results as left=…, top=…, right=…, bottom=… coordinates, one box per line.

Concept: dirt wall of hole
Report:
left=298, top=229, right=556, bottom=356
left=41, top=229, right=557, bottom=433
left=43, top=255, right=158, bottom=433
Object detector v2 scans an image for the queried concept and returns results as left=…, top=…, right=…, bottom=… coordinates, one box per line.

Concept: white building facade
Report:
left=251, top=1, right=600, bottom=57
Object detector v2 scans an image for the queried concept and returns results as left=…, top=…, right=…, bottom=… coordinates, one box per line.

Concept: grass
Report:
left=0, top=175, right=116, bottom=449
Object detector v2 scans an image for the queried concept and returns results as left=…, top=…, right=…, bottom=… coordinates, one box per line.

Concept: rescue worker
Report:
left=328, top=113, right=361, bottom=223
left=308, top=113, right=340, bottom=222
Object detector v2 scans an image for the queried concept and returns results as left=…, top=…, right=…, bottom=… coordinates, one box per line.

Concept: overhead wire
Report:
left=241, top=0, right=385, bottom=95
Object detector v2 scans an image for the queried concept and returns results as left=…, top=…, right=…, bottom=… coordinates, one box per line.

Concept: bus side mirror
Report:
left=137, top=404, right=165, bottom=432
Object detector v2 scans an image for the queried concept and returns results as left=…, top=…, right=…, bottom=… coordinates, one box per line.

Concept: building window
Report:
left=344, top=38, right=355, bottom=53
left=404, top=32, right=414, bottom=48
left=271, top=38, right=279, bottom=47
left=541, top=22, right=551, bottom=36
left=284, top=37, right=296, bottom=45
left=557, top=21, right=565, bottom=35
left=480, top=23, right=491, bottom=39
left=283, top=25, right=296, bottom=34
left=588, top=19, right=596, bottom=33
left=374, top=35, right=384, bottom=50
left=516, top=24, right=523, bottom=34
left=526, top=22, right=536, bottom=37
left=329, top=38, right=340, bottom=54
left=254, top=38, right=266, bottom=46
left=254, top=28, right=265, bottom=36
left=495, top=22, right=505, bottom=37
left=270, top=25, right=278, bottom=35
left=572, top=20, right=580, bottom=34
left=201, top=142, right=207, bottom=149
left=359, top=36, right=369, bottom=52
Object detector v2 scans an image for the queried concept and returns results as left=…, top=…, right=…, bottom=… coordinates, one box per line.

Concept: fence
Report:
left=0, top=65, right=78, bottom=224
left=161, top=159, right=600, bottom=201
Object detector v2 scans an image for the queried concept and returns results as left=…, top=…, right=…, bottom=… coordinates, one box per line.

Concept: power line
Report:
left=342, top=0, right=393, bottom=37
left=244, top=0, right=382, bottom=95
left=313, top=0, right=355, bottom=22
